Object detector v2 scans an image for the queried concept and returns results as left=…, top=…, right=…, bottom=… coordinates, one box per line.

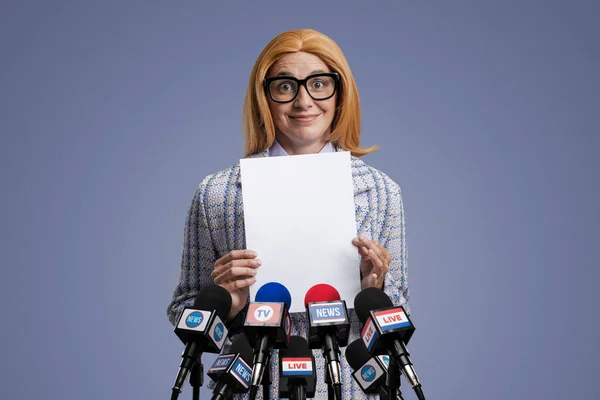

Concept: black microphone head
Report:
left=345, top=339, right=371, bottom=371
left=194, top=285, right=232, bottom=320
left=228, top=334, right=254, bottom=365
left=280, top=336, right=311, bottom=358
left=354, top=287, right=393, bottom=323
left=278, top=336, right=316, bottom=398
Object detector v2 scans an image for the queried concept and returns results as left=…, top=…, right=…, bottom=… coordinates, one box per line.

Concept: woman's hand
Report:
left=211, top=250, right=261, bottom=320
left=352, top=236, right=390, bottom=290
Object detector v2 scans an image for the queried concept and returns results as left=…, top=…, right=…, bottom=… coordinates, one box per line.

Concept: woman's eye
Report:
left=278, top=82, right=294, bottom=92
left=311, top=79, right=330, bottom=90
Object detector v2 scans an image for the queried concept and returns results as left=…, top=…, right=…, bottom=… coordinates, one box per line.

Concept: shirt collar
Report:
left=269, top=139, right=335, bottom=157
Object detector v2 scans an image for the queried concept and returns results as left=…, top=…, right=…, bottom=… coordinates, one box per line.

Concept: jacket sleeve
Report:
left=166, top=180, right=219, bottom=326
left=381, top=181, right=411, bottom=315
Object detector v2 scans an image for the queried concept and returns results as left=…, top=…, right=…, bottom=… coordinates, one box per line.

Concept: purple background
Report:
left=1, top=1, right=598, bottom=399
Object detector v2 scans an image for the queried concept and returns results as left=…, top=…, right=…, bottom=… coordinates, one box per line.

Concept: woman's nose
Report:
left=293, top=85, right=313, bottom=109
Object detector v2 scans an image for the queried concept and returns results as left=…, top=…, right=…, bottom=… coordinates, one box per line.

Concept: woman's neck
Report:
left=274, top=134, right=329, bottom=155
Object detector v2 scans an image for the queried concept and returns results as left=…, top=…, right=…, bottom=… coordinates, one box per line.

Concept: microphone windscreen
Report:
left=255, top=282, right=292, bottom=309
left=193, top=285, right=232, bottom=320
left=228, top=334, right=254, bottom=365
left=345, top=339, right=371, bottom=370
left=354, top=287, right=393, bottom=323
left=280, top=336, right=312, bottom=358
left=303, top=283, right=340, bottom=307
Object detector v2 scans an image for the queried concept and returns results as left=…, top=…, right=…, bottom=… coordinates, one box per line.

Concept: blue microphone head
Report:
left=255, top=282, right=292, bottom=310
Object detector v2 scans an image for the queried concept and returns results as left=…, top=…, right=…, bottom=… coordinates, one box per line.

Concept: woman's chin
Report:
left=288, top=129, right=327, bottom=142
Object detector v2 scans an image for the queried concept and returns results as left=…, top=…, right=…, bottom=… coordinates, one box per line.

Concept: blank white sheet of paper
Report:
left=239, top=151, right=360, bottom=313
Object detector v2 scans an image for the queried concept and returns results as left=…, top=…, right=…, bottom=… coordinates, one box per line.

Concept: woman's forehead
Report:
left=269, top=52, right=330, bottom=77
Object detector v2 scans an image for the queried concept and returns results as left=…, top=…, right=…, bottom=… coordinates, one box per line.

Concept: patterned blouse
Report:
left=167, top=142, right=410, bottom=399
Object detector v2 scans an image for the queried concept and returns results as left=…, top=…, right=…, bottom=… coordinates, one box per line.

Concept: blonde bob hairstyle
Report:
left=242, top=29, right=378, bottom=158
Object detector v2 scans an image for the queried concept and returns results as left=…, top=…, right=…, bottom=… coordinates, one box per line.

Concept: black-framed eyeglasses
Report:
left=263, top=72, right=339, bottom=103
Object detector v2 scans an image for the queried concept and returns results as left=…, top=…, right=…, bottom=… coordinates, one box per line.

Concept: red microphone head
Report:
left=304, top=284, right=341, bottom=307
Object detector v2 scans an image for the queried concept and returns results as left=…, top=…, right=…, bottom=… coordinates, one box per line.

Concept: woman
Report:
left=167, top=28, right=410, bottom=399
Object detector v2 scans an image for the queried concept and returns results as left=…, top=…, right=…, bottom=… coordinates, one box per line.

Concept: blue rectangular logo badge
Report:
left=231, top=358, right=252, bottom=388
left=309, top=301, right=347, bottom=325
left=208, top=354, right=234, bottom=372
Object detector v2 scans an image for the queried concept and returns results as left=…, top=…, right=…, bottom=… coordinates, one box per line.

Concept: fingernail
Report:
left=249, top=250, right=258, bottom=257
left=255, top=259, right=262, bottom=266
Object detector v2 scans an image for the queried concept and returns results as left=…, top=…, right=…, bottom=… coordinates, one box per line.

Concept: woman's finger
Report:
left=353, top=236, right=378, bottom=259
left=213, top=265, right=258, bottom=284
left=371, top=243, right=390, bottom=277
left=212, top=259, right=261, bottom=279
left=355, top=237, right=382, bottom=263
left=357, top=245, right=370, bottom=259
left=374, top=241, right=391, bottom=265
left=219, top=276, right=257, bottom=292
left=361, top=271, right=379, bottom=290
left=368, top=248, right=386, bottom=276
left=215, top=249, right=258, bottom=267
left=211, top=258, right=261, bottom=280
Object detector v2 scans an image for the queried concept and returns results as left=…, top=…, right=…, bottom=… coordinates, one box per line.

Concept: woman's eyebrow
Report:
left=274, top=69, right=328, bottom=77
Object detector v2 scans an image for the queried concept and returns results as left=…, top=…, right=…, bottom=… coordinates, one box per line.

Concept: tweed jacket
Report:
left=167, top=144, right=410, bottom=399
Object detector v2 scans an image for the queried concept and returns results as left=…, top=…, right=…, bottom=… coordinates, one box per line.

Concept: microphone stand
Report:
left=386, top=357, right=402, bottom=400
left=322, top=335, right=342, bottom=400
left=291, top=384, right=307, bottom=400
left=262, top=359, right=271, bottom=400
left=190, top=362, right=203, bottom=400
left=379, top=384, right=391, bottom=400
left=325, top=366, right=334, bottom=400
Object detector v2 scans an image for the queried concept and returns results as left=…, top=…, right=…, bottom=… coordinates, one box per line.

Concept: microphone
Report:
left=346, top=339, right=404, bottom=400
left=244, top=282, right=293, bottom=400
left=304, top=284, right=350, bottom=400
left=354, top=287, right=425, bottom=400
left=171, top=285, right=232, bottom=399
left=279, top=336, right=316, bottom=400
left=207, top=334, right=254, bottom=400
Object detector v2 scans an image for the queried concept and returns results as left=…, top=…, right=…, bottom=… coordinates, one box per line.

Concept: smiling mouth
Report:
left=289, top=115, right=320, bottom=122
